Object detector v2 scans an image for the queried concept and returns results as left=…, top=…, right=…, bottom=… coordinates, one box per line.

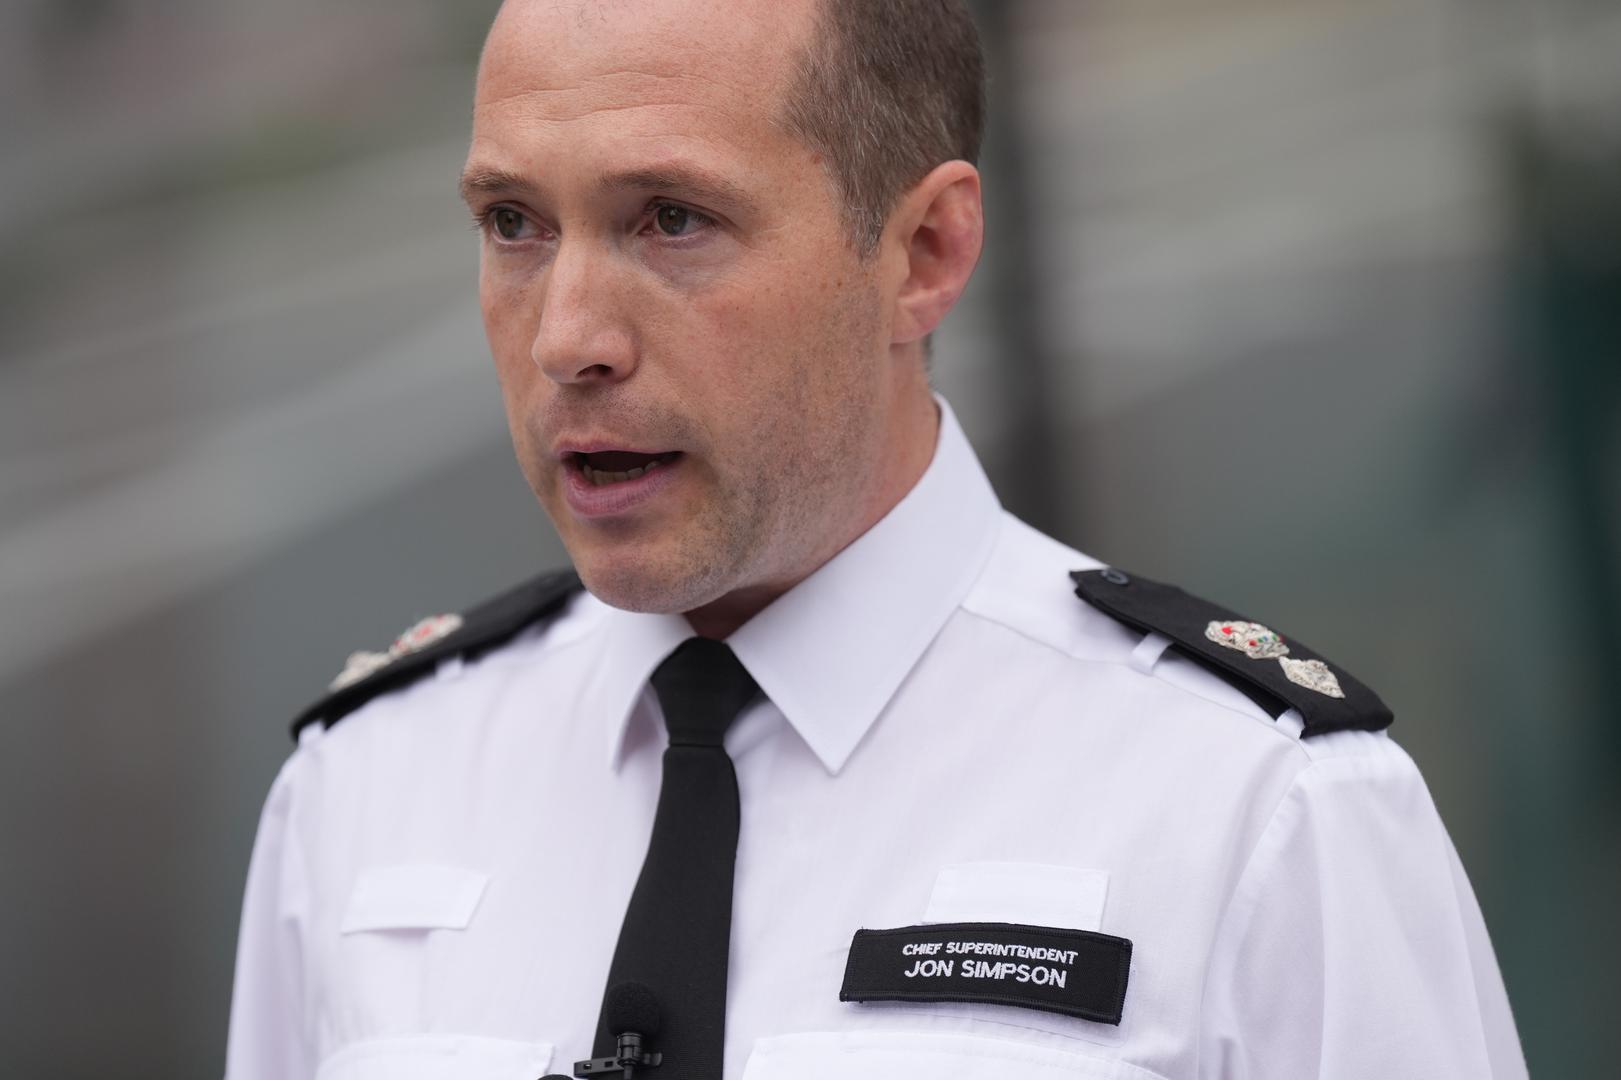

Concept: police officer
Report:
left=225, top=1, right=1527, bottom=1077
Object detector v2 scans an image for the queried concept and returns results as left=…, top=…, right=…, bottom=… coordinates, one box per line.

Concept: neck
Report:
left=684, top=389, right=940, bottom=639
left=684, top=583, right=792, bottom=640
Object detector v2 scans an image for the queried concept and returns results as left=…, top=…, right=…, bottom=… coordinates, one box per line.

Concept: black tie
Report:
left=593, top=638, right=760, bottom=1079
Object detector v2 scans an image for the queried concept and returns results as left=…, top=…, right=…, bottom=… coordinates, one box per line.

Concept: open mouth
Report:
left=567, top=450, right=682, bottom=486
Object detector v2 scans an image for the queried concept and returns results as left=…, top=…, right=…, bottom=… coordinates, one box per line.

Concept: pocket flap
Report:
left=316, top=1035, right=552, bottom=1080
left=339, top=864, right=490, bottom=934
left=742, top=1031, right=1164, bottom=1080
left=924, top=862, right=1108, bottom=930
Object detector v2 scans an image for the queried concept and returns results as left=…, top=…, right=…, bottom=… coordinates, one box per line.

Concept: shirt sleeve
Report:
left=225, top=753, right=313, bottom=1080
left=1198, top=731, right=1528, bottom=1080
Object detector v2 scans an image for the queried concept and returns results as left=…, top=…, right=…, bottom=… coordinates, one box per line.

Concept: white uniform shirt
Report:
left=227, top=399, right=1527, bottom=1080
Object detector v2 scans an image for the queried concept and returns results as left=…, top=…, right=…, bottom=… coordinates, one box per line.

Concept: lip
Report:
left=554, top=440, right=675, bottom=459
left=560, top=452, right=683, bottom=520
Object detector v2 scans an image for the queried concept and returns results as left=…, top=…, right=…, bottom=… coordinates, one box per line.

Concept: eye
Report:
left=486, top=206, right=533, bottom=241
left=651, top=202, right=713, bottom=238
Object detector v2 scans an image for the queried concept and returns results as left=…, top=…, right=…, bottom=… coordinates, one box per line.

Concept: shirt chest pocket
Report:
left=328, top=864, right=492, bottom=1032
left=741, top=1032, right=1165, bottom=1080
left=923, top=862, right=1110, bottom=930
left=339, top=864, right=490, bottom=933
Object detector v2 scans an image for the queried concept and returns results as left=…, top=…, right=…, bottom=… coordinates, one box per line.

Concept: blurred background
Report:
left=2, top=0, right=1617, bottom=1075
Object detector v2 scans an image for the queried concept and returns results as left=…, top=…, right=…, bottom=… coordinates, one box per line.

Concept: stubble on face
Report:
left=589, top=282, right=885, bottom=621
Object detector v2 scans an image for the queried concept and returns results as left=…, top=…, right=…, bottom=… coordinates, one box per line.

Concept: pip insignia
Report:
left=1280, top=656, right=1345, bottom=699
left=330, top=650, right=391, bottom=691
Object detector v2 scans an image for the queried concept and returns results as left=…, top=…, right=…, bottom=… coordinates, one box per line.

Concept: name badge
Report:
left=839, top=922, right=1132, bottom=1025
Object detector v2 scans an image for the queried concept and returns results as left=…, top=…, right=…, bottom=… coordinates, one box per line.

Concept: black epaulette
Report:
left=1072, top=567, right=1392, bottom=738
left=289, top=569, right=584, bottom=740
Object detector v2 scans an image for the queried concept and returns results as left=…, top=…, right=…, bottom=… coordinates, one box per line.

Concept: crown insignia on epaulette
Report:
left=329, top=613, right=465, bottom=691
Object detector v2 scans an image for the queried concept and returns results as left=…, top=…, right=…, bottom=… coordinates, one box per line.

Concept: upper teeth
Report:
left=582, top=457, right=665, bottom=486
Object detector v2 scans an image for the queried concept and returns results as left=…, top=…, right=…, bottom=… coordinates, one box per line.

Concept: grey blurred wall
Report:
left=2, top=0, right=1616, bottom=1075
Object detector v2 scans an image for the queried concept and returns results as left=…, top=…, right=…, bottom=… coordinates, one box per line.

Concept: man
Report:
left=226, top=1, right=1527, bottom=1077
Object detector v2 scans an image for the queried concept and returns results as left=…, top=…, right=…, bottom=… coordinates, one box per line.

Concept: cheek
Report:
left=684, top=252, right=851, bottom=373
left=718, top=256, right=878, bottom=396
left=481, top=262, right=537, bottom=363
left=480, top=271, right=549, bottom=464
left=687, top=274, right=882, bottom=503
left=482, top=262, right=547, bottom=380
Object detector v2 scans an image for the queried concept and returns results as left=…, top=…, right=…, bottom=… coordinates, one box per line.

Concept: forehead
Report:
left=474, top=0, right=815, bottom=160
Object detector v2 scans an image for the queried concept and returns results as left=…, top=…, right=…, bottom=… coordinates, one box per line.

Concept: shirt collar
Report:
left=593, top=395, right=1001, bottom=774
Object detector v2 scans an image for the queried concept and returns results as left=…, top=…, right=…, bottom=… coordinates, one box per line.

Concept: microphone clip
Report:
left=571, top=1031, right=662, bottom=1078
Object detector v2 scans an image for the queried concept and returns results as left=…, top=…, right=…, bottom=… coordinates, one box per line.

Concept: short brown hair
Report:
left=781, top=0, right=986, bottom=256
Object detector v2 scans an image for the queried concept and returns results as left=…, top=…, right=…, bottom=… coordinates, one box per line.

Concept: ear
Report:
left=885, top=160, right=984, bottom=347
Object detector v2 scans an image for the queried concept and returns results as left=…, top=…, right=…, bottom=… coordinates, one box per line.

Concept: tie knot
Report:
left=650, top=638, right=760, bottom=747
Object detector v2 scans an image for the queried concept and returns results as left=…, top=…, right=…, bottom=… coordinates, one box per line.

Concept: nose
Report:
left=531, top=240, right=637, bottom=385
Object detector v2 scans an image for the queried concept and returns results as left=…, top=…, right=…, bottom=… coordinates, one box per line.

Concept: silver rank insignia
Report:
left=328, top=613, right=465, bottom=691
left=1204, top=619, right=1290, bottom=660
left=1279, top=656, right=1346, bottom=699
left=390, top=613, right=464, bottom=656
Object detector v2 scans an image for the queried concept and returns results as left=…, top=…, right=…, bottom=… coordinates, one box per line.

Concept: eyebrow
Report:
left=458, top=166, right=535, bottom=204
left=458, top=163, right=760, bottom=217
left=598, top=166, right=759, bottom=216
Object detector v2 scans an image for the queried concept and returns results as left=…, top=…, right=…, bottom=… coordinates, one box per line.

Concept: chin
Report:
left=568, top=541, right=731, bottom=616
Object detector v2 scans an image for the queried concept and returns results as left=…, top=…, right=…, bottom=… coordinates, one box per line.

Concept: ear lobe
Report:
left=890, top=161, right=984, bottom=346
